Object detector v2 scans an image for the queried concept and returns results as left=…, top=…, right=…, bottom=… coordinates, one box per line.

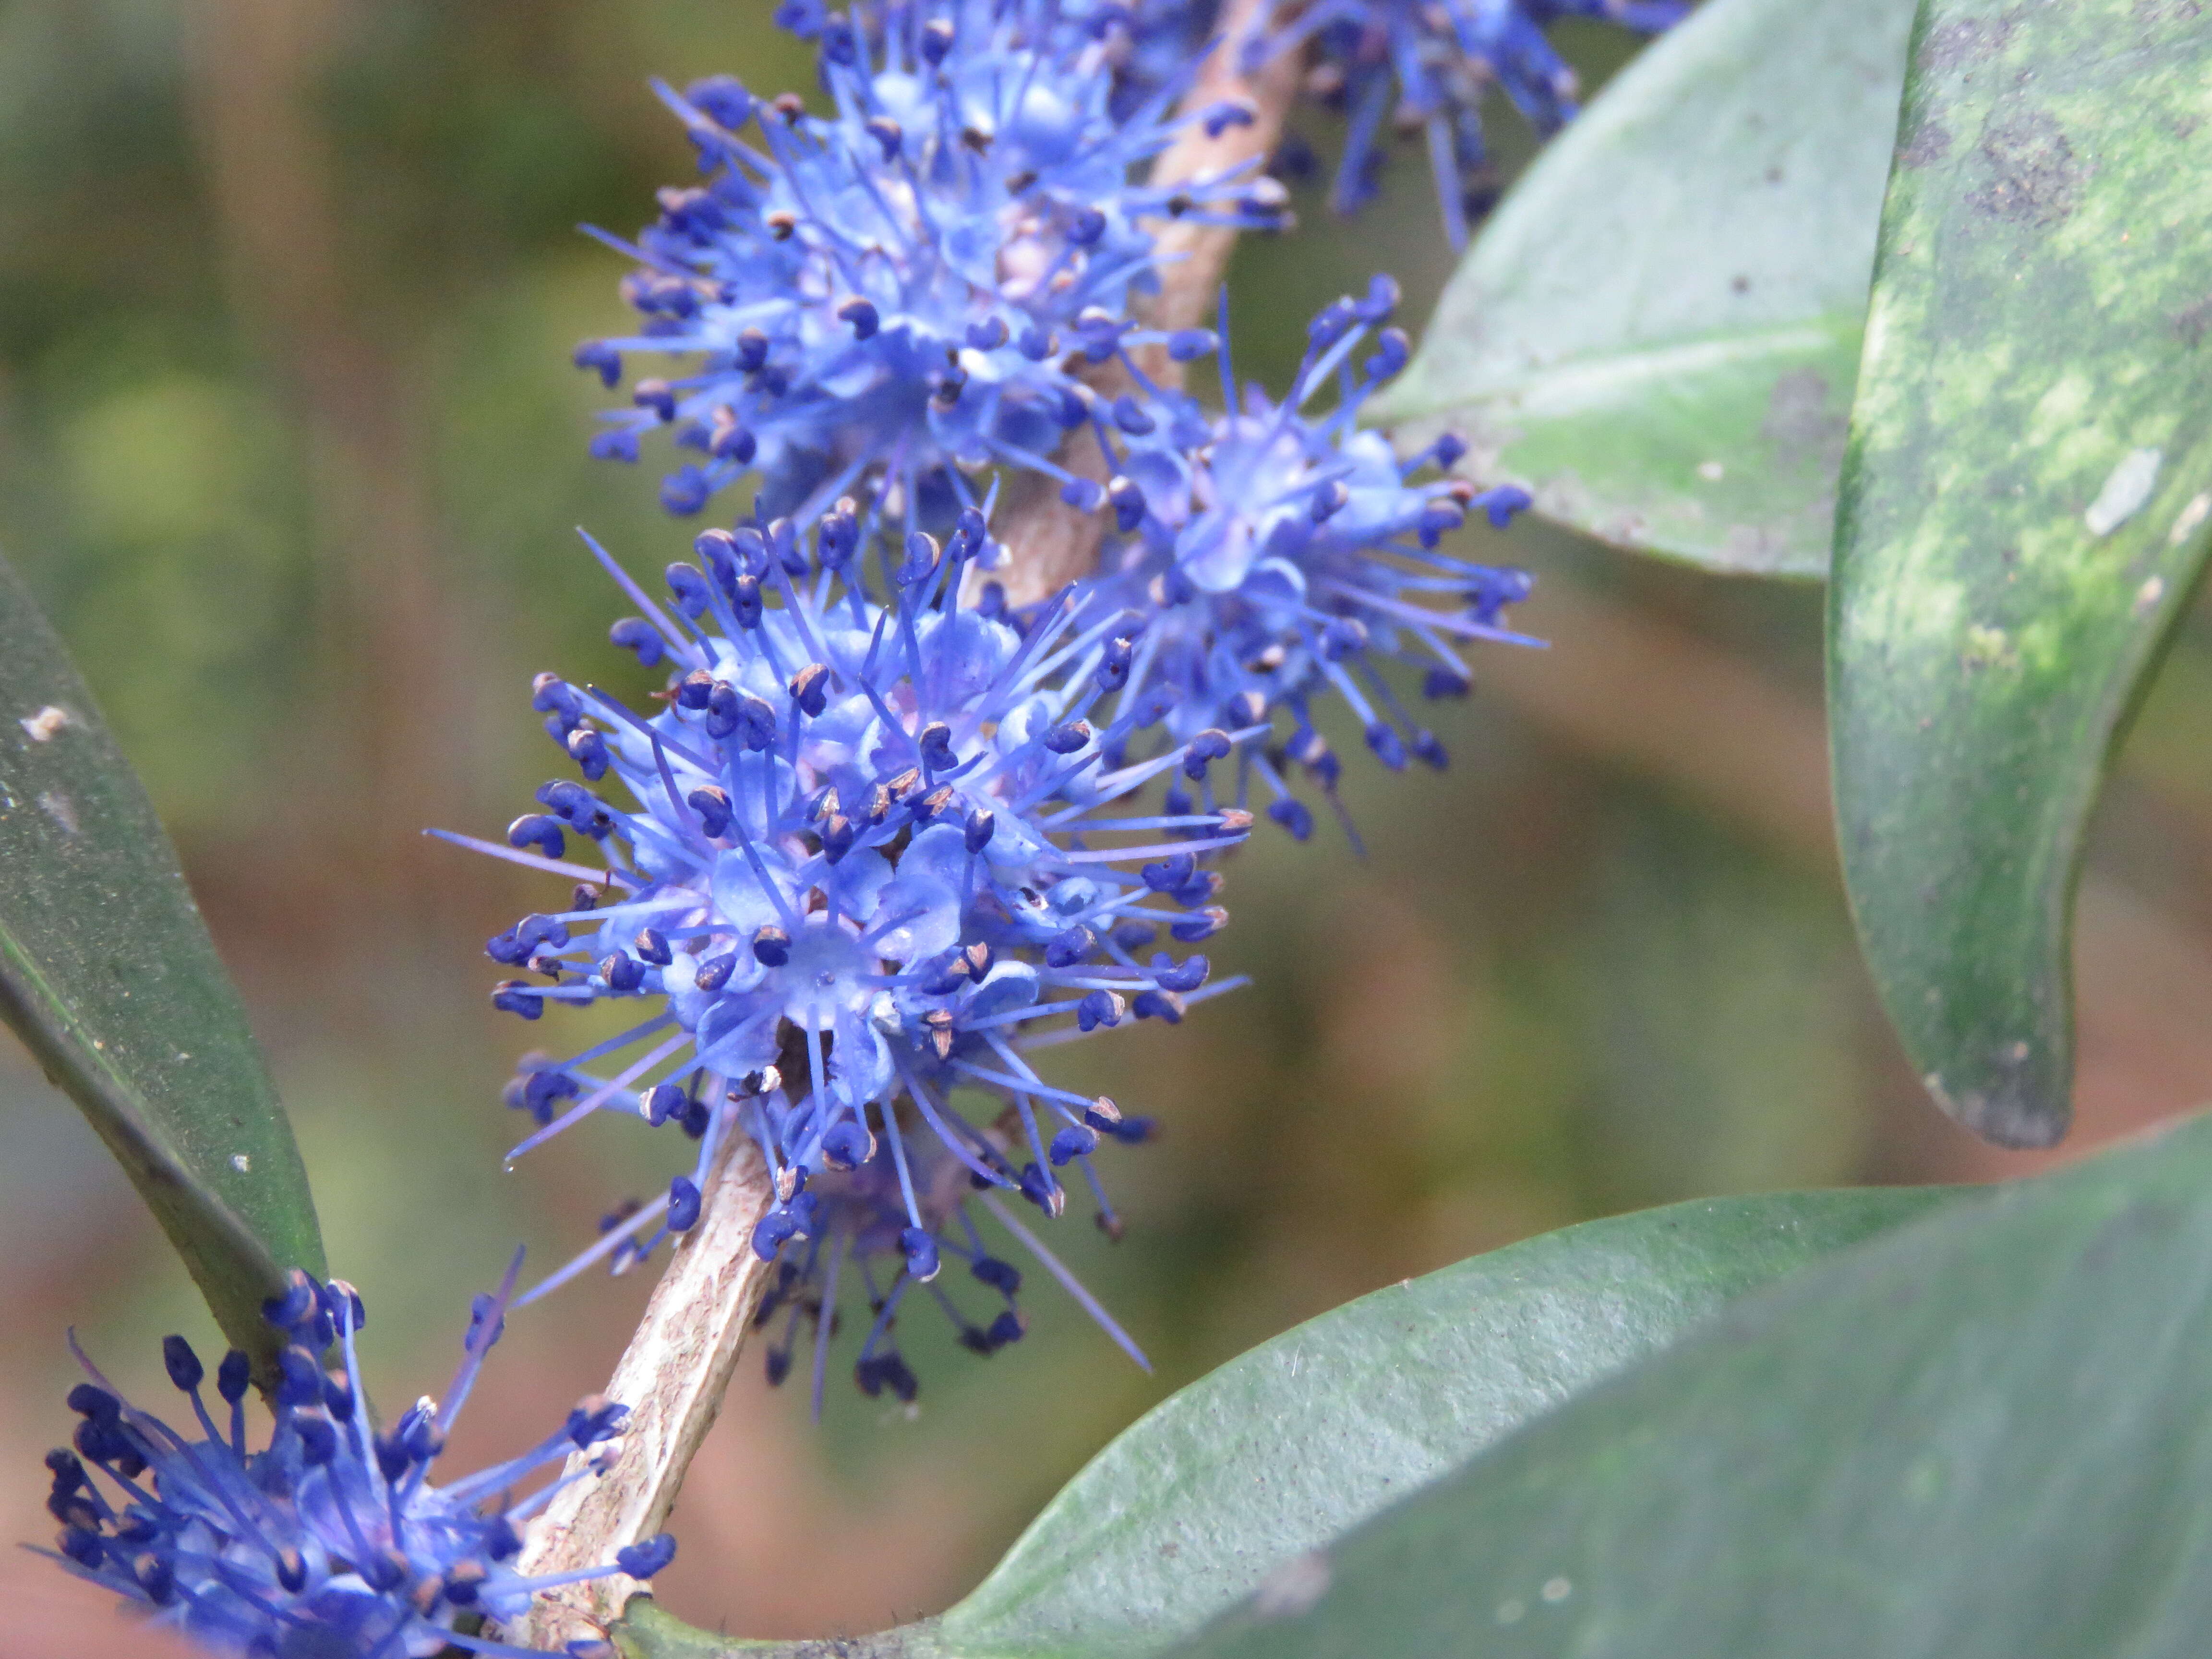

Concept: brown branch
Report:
left=985, top=423, right=1130, bottom=610
left=1132, top=0, right=1302, bottom=338
left=990, top=0, right=1299, bottom=606
left=502, top=1131, right=777, bottom=1650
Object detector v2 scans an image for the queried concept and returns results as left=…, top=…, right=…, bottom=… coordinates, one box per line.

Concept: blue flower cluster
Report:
left=1250, top=0, right=1689, bottom=247
left=577, top=0, right=1284, bottom=524
left=1073, top=278, right=1541, bottom=841
left=502, top=0, right=1548, bottom=1419
left=1057, top=0, right=1226, bottom=121
left=467, top=255, right=1542, bottom=1401
left=774, top=0, right=1223, bottom=125
left=443, top=503, right=1250, bottom=1403
left=36, top=1265, right=671, bottom=1659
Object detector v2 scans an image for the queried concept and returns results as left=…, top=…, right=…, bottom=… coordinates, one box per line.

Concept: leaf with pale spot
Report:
left=0, top=550, right=324, bottom=1369
left=1173, top=1109, right=2212, bottom=1659
left=1831, top=0, right=2212, bottom=1146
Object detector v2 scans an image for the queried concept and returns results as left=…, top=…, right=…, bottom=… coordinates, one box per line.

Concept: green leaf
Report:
left=1374, top=0, right=1915, bottom=576
left=615, top=1189, right=1958, bottom=1659
left=0, top=550, right=324, bottom=1366
left=1829, top=0, right=2212, bottom=1148
left=1174, top=1108, right=2212, bottom=1659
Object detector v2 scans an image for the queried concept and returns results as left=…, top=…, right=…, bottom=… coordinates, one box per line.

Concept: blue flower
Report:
left=751, top=1130, right=1153, bottom=1417
left=577, top=8, right=1286, bottom=523
left=36, top=1264, right=672, bottom=1659
left=1249, top=0, right=1689, bottom=247
left=1071, top=279, right=1540, bottom=843
left=433, top=503, right=1247, bottom=1396
left=1057, top=0, right=1227, bottom=122
left=777, top=0, right=1226, bottom=125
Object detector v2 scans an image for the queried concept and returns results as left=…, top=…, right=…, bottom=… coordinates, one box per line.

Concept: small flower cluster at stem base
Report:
left=37, top=1262, right=673, bottom=1659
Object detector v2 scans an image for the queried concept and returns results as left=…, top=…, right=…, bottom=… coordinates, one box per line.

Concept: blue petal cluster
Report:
left=751, top=1132, right=1149, bottom=1414
left=775, top=0, right=1223, bottom=125
left=1057, top=0, right=1226, bottom=121
left=442, top=503, right=1248, bottom=1399
left=577, top=4, right=1284, bottom=523
left=1250, top=0, right=1689, bottom=247
left=37, top=1265, right=671, bottom=1659
left=1066, top=279, right=1539, bottom=841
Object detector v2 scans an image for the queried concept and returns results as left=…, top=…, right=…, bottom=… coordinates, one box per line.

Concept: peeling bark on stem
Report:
left=989, top=0, right=1299, bottom=606
left=502, top=1131, right=777, bottom=1650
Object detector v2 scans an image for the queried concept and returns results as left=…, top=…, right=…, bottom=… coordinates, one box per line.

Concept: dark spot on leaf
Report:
left=1921, top=15, right=2016, bottom=70
left=2174, top=295, right=2212, bottom=347
left=1969, top=110, right=2083, bottom=227
left=1899, top=120, right=1952, bottom=169
left=1761, top=368, right=1847, bottom=474
left=763, top=1636, right=921, bottom=1658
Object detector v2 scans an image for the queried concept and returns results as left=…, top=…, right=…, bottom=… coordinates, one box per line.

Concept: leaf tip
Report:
left=1924, top=1066, right=2070, bottom=1150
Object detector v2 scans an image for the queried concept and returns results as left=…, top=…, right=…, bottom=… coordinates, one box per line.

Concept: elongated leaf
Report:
left=1176, top=1109, right=2212, bottom=1659
left=1830, top=0, right=2212, bottom=1147
left=616, top=1189, right=1958, bottom=1659
left=0, top=552, right=324, bottom=1365
left=1373, top=0, right=1915, bottom=576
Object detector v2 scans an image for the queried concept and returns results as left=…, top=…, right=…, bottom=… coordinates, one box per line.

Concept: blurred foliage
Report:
left=5, top=0, right=2209, bottom=1647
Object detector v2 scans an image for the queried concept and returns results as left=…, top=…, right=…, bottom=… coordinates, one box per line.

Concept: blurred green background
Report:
left=7, top=2, right=2212, bottom=1651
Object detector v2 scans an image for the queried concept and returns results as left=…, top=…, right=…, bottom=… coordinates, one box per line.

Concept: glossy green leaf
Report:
left=0, top=551, right=323, bottom=1366
left=615, top=1189, right=1958, bottom=1659
left=1373, top=0, right=1916, bottom=577
left=1176, top=1109, right=2212, bottom=1659
left=1829, top=0, right=2212, bottom=1147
